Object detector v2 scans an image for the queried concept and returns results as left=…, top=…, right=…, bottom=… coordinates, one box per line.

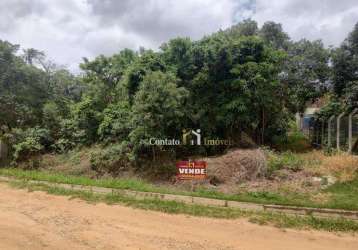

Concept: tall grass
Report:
left=302, top=151, right=358, bottom=181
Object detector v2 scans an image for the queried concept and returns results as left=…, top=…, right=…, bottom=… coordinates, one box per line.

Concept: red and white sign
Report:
left=176, top=161, right=207, bottom=180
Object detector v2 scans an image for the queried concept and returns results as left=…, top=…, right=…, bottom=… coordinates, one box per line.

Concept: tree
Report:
left=226, top=19, right=258, bottom=37
left=2, top=20, right=339, bottom=166
left=226, top=37, right=287, bottom=143
left=161, top=37, right=193, bottom=81
left=259, top=21, right=290, bottom=50
left=0, top=40, right=48, bottom=129
left=98, top=100, right=132, bottom=142
left=124, top=50, right=166, bottom=102
left=130, top=71, right=188, bottom=158
left=22, top=48, right=45, bottom=65
left=332, top=22, right=358, bottom=100
left=283, top=39, right=330, bottom=113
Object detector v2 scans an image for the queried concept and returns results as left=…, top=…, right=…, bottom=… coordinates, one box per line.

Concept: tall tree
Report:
left=332, top=22, right=358, bottom=102
left=130, top=71, right=188, bottom=157
left=284, top=39, right=331, bottom=113
left=22, top=48, right=45, bottom=65
left=259, top=21, right=290, bottom=50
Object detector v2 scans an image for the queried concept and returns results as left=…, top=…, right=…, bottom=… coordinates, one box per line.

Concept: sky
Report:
left=1, top=0, right=358, bottom=72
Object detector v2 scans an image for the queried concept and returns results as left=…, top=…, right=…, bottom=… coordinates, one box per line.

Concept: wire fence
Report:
left=309, top=109, right=358, bottom=154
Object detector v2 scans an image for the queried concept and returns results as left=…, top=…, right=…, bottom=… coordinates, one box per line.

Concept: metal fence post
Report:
left=328, top=115, right=335, bottom=148
left=337, top=112, right=345, bottom=151
left=348, top=109, right=358, bottom=154
left=321, top=120, right=325, bottom=146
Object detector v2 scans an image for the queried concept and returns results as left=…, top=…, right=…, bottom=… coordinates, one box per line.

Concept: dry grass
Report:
left=302, top=150, right=358, bottom=181
left=310, top=192, right=332, bottom=204
left=37, top=146, right=100, bottom=176
left=204, top=148, right=267, bottom=184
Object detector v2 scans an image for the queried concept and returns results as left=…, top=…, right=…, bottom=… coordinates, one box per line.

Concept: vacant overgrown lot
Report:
left=1, top=149, right=357, bottom=211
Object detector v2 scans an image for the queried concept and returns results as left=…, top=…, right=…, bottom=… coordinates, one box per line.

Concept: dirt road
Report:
left=0, top=183, right=357, bottom=250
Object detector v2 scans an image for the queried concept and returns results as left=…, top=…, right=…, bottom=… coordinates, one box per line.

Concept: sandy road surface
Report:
left=0, top=183, right=357, bottom=250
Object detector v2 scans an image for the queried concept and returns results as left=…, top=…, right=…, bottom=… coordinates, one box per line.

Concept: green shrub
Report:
left=56, top=119, right=86, bottom=151
left=273, top=121, right=311, bottom=152
left=90, top=142, right=134, bottom=175
left=267, top=151, right=304, bottom=175
left=52, top=138, right=76, bottom=153
left=97, top=101, right=132, bottom=142
left=8, top=127, right=52, bottom=166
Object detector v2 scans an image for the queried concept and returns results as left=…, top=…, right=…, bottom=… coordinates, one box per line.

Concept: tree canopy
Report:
left=3, top=19, right=353, bottom=169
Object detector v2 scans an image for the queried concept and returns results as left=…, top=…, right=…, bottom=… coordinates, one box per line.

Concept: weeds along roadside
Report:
left=2, top=162, right=358, bottom=211
left=4, top=179, right=358, bottom=234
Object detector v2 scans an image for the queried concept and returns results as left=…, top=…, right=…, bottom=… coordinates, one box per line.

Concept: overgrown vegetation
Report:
left=273, top=122, right=312, bottom=152
left=90, top=142, right=133, bottom=175
left=266, top=151, right=304, bottom=175
left=314, top=23, right=358, bottom=134
left=2, top=165, right=358, bottom=211
left=1, top=19, right=336, bottom=172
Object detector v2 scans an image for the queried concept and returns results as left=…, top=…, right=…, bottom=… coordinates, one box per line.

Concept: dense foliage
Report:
left=1, top=19, right=343, bottom=171
left=316, top=23, right=358, bottom=120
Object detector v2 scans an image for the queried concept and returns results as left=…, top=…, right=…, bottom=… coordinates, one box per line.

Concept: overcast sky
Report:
left=1, top=0, right=357, bottom=72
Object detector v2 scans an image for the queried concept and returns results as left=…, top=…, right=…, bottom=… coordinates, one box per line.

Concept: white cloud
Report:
left=0, top=0, right=242, bottom=72
left=87, top=0, right=238, bottom=44
left=253, top=0, right=358, bottom=46
left=0, top=0, right=357, bottom=72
